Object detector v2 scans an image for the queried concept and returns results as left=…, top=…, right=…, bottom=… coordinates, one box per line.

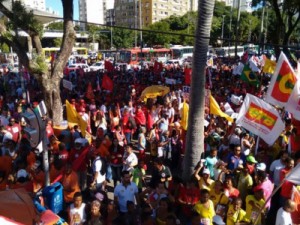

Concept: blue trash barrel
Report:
left=42, top=182, right=63, bottom=214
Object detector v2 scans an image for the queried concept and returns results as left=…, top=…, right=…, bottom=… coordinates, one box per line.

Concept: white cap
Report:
left=203, top=168, right=210, bottom=175
left=213, top=215, right=225, bottom=225
left=256, top=162, right=266, bottom=171
left=17, top=169, right=28, bottom=179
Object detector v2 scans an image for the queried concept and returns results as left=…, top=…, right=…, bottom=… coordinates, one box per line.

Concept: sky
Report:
left=45, top=0, right=79, bottom=20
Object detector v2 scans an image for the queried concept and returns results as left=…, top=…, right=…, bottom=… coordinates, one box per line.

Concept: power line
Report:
left=41, top=15, right=299, bottom=50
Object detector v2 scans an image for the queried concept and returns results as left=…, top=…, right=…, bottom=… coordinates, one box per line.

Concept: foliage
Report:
left=0, top=43, right=9, bottom=52
left=29, top=55, right=48, bottom=74
left=112, top=27, right=134, bottom=49
left=46, top=21, right=64, bottom=30
left=53, top=38, right=62, bottom=47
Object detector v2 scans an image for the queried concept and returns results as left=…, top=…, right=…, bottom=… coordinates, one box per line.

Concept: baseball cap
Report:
left=256, top=162, right=266, bottom=171
left=17, top=169, right=28, bottom=179
left=246, top=155, right=257, bottom=164
left=213, top=215, right=225, bottom=225
left=203, top=168, right=210, bottom=175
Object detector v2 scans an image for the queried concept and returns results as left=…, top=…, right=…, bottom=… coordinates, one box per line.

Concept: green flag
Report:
left=241, top=64, right=260, bottom=87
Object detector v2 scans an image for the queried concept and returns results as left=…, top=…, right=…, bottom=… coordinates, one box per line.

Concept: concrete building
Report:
left=79, top=0, right=115, bottom=30
left=19, top=0, right=46, bottom=11
left=114, top=0, right=190, bottom=28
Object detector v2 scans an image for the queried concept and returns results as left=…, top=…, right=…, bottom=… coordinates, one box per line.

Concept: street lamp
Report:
left=221, top=15, right=225, bottom=47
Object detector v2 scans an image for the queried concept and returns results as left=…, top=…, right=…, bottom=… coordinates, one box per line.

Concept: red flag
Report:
left=102, top=74, right=114, bottom=92
left=105, top=60, right=114, bottom=72
left=184, top=68, right=192, bottom=85
left=154, top=61, right=163, bottom=73
left=85, top=82, right=95, bottom=100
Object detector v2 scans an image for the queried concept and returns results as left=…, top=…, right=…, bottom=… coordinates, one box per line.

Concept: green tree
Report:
left=182, top=0, right=215, bottom=181
left=53, top=38, right=62, bottom=47
left=143, top=21, right=172, bottom=46
left=252, top=0, right=300, bottom=56
left=46, top=21, right=64, bottom=30
left=0, top=0, right=76, bottom=125
left=112, top=27, right=134, bottom=49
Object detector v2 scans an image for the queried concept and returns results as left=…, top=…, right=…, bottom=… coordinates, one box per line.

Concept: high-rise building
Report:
left=19, top=0, right=46, bottom=11
left=114, top=0, right=189, bottom=28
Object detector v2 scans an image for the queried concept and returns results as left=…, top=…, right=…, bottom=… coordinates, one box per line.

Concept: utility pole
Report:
left=110, top=10, right=113, bottom=49
left=221, top=15, right=225, bottom=47
left=234, top=0, right=241, bottom=58
left=248, top=19, right=252, bottom=42
left=258, top=0, right=265, bottom=55
left=135, top=0, right=137, bottom=47
left=139, top=0, right=143, bottom=47
left=229, top=0, right=235, bottom=48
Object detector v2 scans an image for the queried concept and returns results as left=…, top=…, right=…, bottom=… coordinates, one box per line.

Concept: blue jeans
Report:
left=124, top=132, right=131, bottom=144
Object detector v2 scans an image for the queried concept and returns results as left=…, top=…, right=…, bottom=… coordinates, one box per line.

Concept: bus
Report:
left=119, top=47, right=172, bottom=65
left=170, top=45, right=215, bottom=60
left=42, top=47, right=88, bottom=62
left=243, top=44, right=259, bottom=54
left=214, top=46, right=244, bottom=57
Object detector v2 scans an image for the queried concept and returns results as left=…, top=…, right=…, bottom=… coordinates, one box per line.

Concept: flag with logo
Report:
left=66, top=100, right=87, bottom=136
left=210, top=95, right=234, bottom=123
left=236, top=94, right=285, bottom=145
left=266, top=52, right=297, bottom=107
left=240, top=64, right=260, bottom=87
left=262, top=55, right=276, bottom=74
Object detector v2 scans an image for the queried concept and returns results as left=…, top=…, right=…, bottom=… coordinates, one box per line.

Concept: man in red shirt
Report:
left=6, top=118, right=21, bottom=143
left=69, top=138, right=89, bottom=191
left=280, top=157, right=295, bottom=207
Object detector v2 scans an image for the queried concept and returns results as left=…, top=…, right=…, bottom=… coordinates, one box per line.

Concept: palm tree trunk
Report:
left=182, top=0, right=216, bottom=181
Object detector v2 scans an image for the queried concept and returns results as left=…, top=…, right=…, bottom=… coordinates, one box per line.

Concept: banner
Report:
left=262, top=55, right=276, bottom=74
left=236, top=94, right=285, bottom=145
left=266, top=52, right=297, bottom=107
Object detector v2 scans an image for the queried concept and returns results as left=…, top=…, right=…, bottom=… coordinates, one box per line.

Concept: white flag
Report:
left=285, top=163, right=300, bottom=184
left=236, top=94, right=285, bottom=145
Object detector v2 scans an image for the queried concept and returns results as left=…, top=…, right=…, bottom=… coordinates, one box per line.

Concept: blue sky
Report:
left=46, top=0, right=79, bottom=20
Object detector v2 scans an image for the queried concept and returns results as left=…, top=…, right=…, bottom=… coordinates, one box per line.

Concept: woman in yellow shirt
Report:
left=194, top=165, right=214, bottom=191
left=193, top=189, right=215, bottom=225
left=227, top=197, right=249, bottom=225
left=209, top=180, right=229, bottom=219
left=245, top=188, right=265, bottom=225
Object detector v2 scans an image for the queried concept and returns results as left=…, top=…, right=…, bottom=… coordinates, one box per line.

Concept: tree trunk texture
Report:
left=182, top=0, right=216, bottom=181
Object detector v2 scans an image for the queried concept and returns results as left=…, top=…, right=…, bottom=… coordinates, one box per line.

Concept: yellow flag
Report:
left=210, top=95, right=234, bottom=122
left=263, top=57, right=276, bottom=74
left=66, top=100, right=87, bottom=136
left=181, top=102, right=189, bottom=130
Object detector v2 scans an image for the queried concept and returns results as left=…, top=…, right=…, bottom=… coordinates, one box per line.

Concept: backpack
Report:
left=128, top=116, right=137, bottom=129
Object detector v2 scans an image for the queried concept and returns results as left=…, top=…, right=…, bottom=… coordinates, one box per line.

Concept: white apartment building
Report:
left=19, top=0, right=46, bottom=11
left=79, top=0, right=114, bottom=30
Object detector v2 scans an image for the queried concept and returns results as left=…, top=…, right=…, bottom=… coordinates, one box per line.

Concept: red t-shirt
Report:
left=6, top=123, right=21, bottom=142
left=280, top=168, right=294, bottom=198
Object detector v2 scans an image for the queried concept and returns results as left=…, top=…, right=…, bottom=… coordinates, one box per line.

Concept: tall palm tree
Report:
left=182, top=0, right=216, bottom=181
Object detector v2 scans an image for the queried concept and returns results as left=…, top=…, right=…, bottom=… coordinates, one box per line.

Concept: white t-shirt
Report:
left=275, top=207, right=292, bottom=225
left=93, top=157, right=106, bottom=184
left=123, top=152, right=138, bottom=171
left=270, top=159, right=285, bottom=186
left=69, top=203, right=86, bottom=225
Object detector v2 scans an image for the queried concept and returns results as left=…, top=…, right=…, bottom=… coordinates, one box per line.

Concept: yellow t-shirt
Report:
left=209, top=189, right=230, bottom=207
left=226, top=204, right=248, bottom=225
left=193, top=200, right=215, bottom=225
left=237, top=173, right=253, bottom=199
left=198, top=178, right=214, bottom=192
left=245, top=195, right=265, bottom=224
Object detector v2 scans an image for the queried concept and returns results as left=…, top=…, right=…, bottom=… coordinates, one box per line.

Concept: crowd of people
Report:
left=0, top=54, right=300, bottom=225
